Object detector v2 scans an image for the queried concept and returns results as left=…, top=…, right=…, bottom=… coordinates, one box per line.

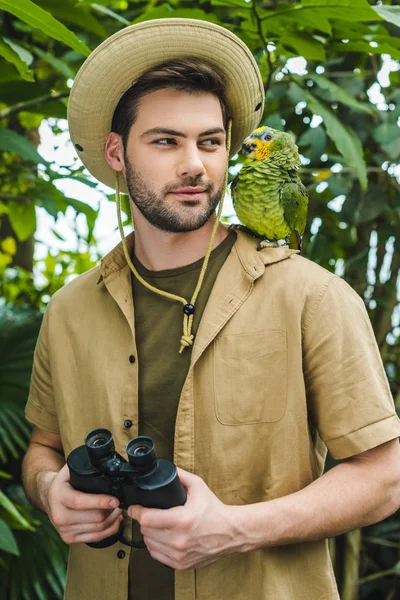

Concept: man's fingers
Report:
left=60, top=508, right=122, bottom=534
left=129, top=504, right=183, bottom=529
left=67, top=507, right=121, bottom=527
left=72, top=514, right=124, bottom=545
left=63, top=486, right=119, bottom=511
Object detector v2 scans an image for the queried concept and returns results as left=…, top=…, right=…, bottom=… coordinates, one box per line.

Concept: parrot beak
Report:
left=241, top=141, right=256, bottom=157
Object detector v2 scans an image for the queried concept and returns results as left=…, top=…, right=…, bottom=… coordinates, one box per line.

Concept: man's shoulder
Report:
left=256, top=250, right=364, bottom=313
left=261, top=249, right=336, bottom=290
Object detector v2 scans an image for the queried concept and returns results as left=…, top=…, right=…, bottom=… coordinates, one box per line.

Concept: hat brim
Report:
left=68, top=18, right=264, bottom=194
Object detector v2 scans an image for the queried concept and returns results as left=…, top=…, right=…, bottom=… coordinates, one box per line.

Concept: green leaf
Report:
left=0, top=519, right=19, bottom=556
left=282, top=32, right=326, bottom=61
left=0, top=127, right=48, bottom=165
left=31, top=45, right=76, bottom=79
left=268, top=9, right=332, bottom=35
left=203, top=0, right=250, bottom=6
left=330, top=40, right=400, bottom=60
left=90, top=3, right=130, bottom=26
left=297, top=125, right=327, bottom=163
left=133, top=5, right=222, bottom=25
left=353, top=183, right=385, bottom=224
left=373, top=6, right=400, bottom=29
left=301, top=0, right=383, bottom=22
left=36, top=0, right=107, bottom=39
left=0, top=491, right=34, bottom=530
left=0, top=37, right=34, bottom=82
left=372, top=123, right=399, bottom=145
left=306, top=74, right=373, bottom=115
left=8, top=201, right=36, bottom=242
left=381, top=139, right=400, bottom=161
left=0, top=0, right=90, bottom=57
left=303, top=88, right=367, bottom=190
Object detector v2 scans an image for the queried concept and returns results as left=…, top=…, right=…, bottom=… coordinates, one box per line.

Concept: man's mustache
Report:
left=167, top=179, right=213, bottom=193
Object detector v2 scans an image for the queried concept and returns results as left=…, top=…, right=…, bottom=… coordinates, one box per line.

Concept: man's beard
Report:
left=125, top=159, right=225, bottom=233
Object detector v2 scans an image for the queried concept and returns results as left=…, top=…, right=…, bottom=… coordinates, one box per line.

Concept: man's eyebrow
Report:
left=140, top=127, right=226, bottom=139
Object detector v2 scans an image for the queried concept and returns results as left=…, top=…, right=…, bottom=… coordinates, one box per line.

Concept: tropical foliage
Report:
left=0, top=0, right=399, bottom=598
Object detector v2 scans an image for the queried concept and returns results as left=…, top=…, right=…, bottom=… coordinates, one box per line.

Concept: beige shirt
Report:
left=25, top=229, right=400, bottom=600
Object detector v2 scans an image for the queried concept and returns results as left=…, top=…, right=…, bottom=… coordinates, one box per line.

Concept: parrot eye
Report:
left=264, top=134, right=272, bottom=141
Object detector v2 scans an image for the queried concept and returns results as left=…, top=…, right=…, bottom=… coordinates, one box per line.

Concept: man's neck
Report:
left=131, top=208, right=229, bottom=271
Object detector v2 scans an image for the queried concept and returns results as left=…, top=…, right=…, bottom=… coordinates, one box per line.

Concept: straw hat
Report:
left=68, top=18, right=265, bottom=193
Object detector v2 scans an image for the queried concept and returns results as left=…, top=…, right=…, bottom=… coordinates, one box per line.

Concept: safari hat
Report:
left=68, top=18, right=265, bottom=193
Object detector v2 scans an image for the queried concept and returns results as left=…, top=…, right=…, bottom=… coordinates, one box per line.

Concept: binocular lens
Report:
left=92, top=436, right=108, bottom=447
left=126, top=436, right=156, bottom=472
left=133, top=445, right=148, bottom=457
left=85, top=428, right=114, bottom=464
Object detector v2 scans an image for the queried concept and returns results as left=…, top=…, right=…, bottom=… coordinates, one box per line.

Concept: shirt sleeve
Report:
left=25, top=305, right=60, bottom=434
left=302, top=275, right=400, bottom=460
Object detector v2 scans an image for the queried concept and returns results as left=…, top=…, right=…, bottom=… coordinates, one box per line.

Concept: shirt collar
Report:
left=97, top=228, right=299, bottom=285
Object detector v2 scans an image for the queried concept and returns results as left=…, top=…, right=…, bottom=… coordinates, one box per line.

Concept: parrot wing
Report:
left=279, top=178, right=309, bottom=250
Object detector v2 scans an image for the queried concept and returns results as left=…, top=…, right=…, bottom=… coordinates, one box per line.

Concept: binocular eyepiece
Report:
left=84, top=428, right=156, bottom=474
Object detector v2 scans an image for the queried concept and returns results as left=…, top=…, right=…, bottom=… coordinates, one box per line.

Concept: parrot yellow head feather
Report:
left=241, top=125, right=300, bottom=167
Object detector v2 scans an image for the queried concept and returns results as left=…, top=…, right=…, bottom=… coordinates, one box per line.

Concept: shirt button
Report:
left=124, top=419, right=132, bottom=429
left=129, top=355, right=136, bottom=364
left=117, top=550, right=126, bottom=559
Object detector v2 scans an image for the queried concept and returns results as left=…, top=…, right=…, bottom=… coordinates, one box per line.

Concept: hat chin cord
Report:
left=115, top=118, right=232, bottom=354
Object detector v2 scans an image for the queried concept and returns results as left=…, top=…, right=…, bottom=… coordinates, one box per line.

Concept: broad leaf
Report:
left=372, top=123, right=399, bottom=145
left=0, top=37, right=34, bottom=82
left=0, top=509, right=68, bottom=599
left=297, top=125, right=327, bottom=163
left=0, top=0, right=90, bottom=56
left=36, top=0, right=107, bottom=39
left=282, top=32, right=326, bottom=61
left=0, top=127, right=47, bottom=165
left=0, top=305, right=42, bottom=461
left=90, top=3, right=130, bottom=26
left=0, top=491, right=33, bottom=530
left=303, top=89, right=368, bottom=190
left=7, top=200, right=37, bottom=242
left=0, top=519, right=19, bottom=555
left=31, top=46, right=76, bottom=79
left=301, top=0, right=383, bottom=22
left=306, top=74, right=374, bottom=115
left=373, top=6, right=400, bottom=29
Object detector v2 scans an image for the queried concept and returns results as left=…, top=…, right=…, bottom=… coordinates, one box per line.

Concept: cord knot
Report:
left=179, top=334, right=194, bottom=353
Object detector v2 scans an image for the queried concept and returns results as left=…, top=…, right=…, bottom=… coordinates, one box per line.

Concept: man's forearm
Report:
left=22, top=443, right=65, bottom=513
left=233, top=442, right=400, bottom=553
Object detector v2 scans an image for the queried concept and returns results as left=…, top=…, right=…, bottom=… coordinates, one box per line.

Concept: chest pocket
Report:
left=213, top=330, right=287, bottom=425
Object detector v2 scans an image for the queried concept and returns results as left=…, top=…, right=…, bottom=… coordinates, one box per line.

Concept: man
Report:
left=22, top=18, right=400, bottom=600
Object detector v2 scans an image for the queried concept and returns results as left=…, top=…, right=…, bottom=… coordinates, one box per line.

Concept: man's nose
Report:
left=176, top=143, right=206, bottom=178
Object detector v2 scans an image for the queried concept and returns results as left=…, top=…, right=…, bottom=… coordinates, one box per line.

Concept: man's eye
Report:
left=153, top=138, right=175, bottom=145
left=201, top=138, right=221, bottom=146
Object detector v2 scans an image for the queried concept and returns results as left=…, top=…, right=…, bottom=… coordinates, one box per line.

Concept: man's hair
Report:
left=111, top=58, right=228, bottom=149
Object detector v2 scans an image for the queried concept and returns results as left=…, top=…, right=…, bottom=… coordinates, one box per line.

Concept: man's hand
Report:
left=41, top=463, right=123, bottom=545
left=128, top=468, right=242, bottom=570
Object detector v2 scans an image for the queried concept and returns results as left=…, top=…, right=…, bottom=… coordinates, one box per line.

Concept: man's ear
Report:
left=105, top=132, right=125, bottom=172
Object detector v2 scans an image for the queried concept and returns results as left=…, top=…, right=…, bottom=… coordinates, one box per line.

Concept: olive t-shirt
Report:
left=128, top=230, right=236, bottom=600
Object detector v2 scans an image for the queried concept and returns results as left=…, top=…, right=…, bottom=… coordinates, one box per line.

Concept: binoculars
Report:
left=67, top=428, right=186, bottom=548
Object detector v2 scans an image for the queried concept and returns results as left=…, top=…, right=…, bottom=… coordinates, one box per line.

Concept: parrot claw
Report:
left=257, top=237, right=289, bottom=251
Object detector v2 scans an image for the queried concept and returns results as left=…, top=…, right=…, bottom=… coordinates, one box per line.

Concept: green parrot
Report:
left=231, top=125, right=309, bottom=251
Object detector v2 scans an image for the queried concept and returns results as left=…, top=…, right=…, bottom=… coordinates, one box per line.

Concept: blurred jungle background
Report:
left=0, top=0, right=399, bottom=598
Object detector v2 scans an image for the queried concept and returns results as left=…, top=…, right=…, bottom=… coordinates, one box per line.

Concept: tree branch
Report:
left=0, top=92, right=69, bottom=120
left=252, top=0, right=275, bottom=95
